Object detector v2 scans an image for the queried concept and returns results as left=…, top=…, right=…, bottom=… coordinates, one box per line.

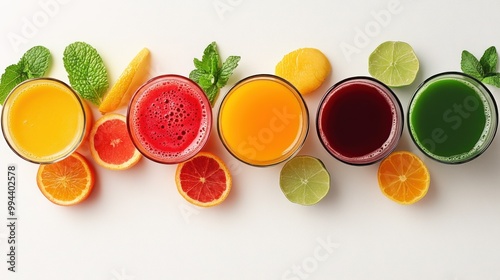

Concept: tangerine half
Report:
left=377, top=151, right=430, bottom=205
left=36, top=152, right=95, bottom=206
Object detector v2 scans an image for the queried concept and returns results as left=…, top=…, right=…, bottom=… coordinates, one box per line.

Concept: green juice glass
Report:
left=408, top=72, right=498, bottom=164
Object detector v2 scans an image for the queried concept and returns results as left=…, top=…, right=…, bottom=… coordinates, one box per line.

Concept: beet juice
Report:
left=317, top=77, right=403, bottom=165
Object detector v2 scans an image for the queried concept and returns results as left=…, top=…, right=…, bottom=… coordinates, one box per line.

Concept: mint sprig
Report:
left=189, top=42, right=240, bottom=106
left=0, top=46, right=51, bottom=105
left=63, top=42, right=109, bottom=105
left=461, top=46, right=500, bottom=87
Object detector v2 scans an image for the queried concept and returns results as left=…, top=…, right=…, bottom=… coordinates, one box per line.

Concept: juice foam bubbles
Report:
left=127, top=75, right=211, bottom=164
left=317, top=77, right=403, bottom=166
left=408, top=72, right=498, bottom=164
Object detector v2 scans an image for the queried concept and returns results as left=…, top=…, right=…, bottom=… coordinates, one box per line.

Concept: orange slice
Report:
left=82, top=100, right=93, bottom=140
left=175, top=152, right=232, bottom=207
left=36, top=152, right=95, bottom=206
left=275, top=47, right=331, bottom=95
left=377, top=151, right=430, bottom=205
left=99, top=48, right=150, bottom=113
left=89, top=113, right=142, bottom=170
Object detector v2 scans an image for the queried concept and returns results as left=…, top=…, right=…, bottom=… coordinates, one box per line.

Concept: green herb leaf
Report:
left=204, top=85, right=219, bottom=103
left=63, top=42, right=109, bottom=105
left=209, top=52, right=219, bottom=76
left=0, top=64, right=25, bottom=105
left=479, top=46, right=497, bottom=74
left=190, top=41, right=240, bottom=106
left=482, top=73, right=500, bottom=87
left=202, top=42, right=218, bottom=72
left=198, top=74, right=215, bottom=90
left=217, top=56, right=241, bottom=88
left=193, top=58, right=206, bottom=73
left=19, top=46, right=51, bottom=78
left=461, top=50, right=484, bottom=80
left=189, top=69, right=205, bottom=83
left=462, top=46, right=500, bottom=88
left=0, top=46, right=52, bottom=105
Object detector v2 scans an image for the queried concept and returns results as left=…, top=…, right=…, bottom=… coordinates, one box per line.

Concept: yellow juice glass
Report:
left=1, top=78, right=86, bottom=164
left=218, top=74, right=309, bottom=166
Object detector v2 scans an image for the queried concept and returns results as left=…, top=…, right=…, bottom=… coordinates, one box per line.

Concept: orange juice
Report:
left=218, top=74, right=309, bottom=166
left=1, top=78, right=86, bottom=163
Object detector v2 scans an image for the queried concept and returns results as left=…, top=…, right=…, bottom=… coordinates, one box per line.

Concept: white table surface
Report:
left=1, top=0, right=500, bottom=279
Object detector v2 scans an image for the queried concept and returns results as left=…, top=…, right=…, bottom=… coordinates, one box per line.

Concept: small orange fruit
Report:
left=89, top=113, right=142, bottom=170
left=36, top=152, right=95, bottom=206
left=275, top=47, right=331, bottom=95
left=377, top=151, right=430, bottom=205
left=99, top=48, right=150, bottom=113
left=175, top=152, right=232, bottom=207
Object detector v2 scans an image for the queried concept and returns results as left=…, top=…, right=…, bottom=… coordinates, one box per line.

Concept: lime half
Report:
left=368, top=41, right=419, bottom=87
left=279, top=156, right=330, bottom=206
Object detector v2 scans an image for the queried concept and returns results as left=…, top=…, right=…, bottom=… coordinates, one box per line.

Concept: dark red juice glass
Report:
left=317, top=77, right=403, bottom=165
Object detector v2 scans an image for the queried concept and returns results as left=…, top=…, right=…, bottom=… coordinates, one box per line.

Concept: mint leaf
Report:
left=190, top=41, right=240, bottom=106
left=461, top=50, right=484, bottom=80
left=479, top=46, right=497, bottom=74
left=462, top=46, right=500, bottom=88
left=19, top=46, right=51, bottom=78
left=209, top=52, right=219, bottom=76
left=202, top=42, right=218, bottom=72
left=0, top=46, right=52, bottom=105
left=482, top=73, right=500, bottom=87
left=204, top=85, right=219, bottom=104
left=217, top=55, right=240, bottom=88
left=189, top=69, right=205, bottom=83
left=198, top=74, right=215, bottom=90
left=193, top=58, right=206, bottom=73
left=0, top=64, right=24, bottom=105
left=63, top=42, right=109, bottom=105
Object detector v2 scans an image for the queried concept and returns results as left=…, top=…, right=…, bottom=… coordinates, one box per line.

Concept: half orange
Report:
left=89, top=113, right=142, bottom=170
left=175, top=152, right=232, bottom=207
left=36, top=152, right=95, bottom=206
left=377, top=151, right=430, bottom=205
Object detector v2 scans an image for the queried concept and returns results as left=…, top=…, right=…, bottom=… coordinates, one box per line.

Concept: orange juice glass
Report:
left=218, top=74, right=309, bottom=167
left=1, top=78, right=87, bottom=164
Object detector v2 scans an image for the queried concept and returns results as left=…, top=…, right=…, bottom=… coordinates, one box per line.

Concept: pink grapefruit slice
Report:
left=175, top=152, right=232, bottom=207
left=89, top=113, right=141, bottom=170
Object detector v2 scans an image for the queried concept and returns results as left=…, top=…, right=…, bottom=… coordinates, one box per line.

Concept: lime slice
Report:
left=279, top=156, right=330, bottom=206
left=368, top=41, right=419, bottom=87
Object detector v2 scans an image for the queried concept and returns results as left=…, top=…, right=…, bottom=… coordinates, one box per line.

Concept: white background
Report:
left=1, top=0, right=500, bottom=279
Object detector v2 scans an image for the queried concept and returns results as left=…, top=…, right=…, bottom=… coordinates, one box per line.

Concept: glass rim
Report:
left=217, top=73, right=310, bottom=167
left=126, top=74, right=212, bottom=164
left=316, top=76, right=404, bottom=166
left=1, top=77, right=87, bottom=164
left=407, top=71, right=498, bottom=164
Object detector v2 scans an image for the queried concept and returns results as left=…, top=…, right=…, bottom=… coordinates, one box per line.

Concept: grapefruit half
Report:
left=90, top=113, right=142, bottom=170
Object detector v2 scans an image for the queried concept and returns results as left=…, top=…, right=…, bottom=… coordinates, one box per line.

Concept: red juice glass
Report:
left=317, top=77, right=403, bottom=165
left=127, top=75, right=212, bottom=164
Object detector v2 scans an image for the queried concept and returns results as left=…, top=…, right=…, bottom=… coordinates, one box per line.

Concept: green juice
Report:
left=408, top=72, right=497, bottom=164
